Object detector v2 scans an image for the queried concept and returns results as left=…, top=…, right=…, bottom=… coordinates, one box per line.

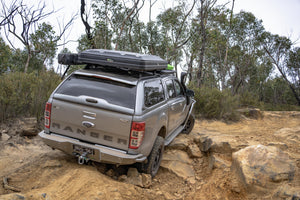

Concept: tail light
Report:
left=129, top=122, right=145, bottom=149
left=44, top=102, right=52, bottom=129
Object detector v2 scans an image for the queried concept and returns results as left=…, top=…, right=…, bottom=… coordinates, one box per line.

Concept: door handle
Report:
left=86, top=98, right=98, bottom=103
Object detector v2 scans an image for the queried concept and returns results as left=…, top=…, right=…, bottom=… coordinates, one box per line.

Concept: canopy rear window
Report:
left=56, top=74, right=137, bottom=109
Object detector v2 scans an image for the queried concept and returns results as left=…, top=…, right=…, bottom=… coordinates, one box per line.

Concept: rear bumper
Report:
left=39, top=131, right=147, bottom=165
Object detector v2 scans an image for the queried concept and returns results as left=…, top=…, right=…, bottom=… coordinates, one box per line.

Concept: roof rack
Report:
left=84, top=64, right=175, bottom=79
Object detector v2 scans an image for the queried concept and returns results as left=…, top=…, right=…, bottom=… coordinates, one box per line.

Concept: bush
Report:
left=191, top=85, right=240, bottom=121
left=239, top=91, right=260, bottom=107
left=259, top=102, right=300, bottom=111
left=0, top=70, right=61, bottom=123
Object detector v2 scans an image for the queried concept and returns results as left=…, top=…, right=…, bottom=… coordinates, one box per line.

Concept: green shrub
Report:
left=259, top=102, right=300, bottom=111
left=239, top=91, right=260, bottom=107
left=0, top=70, right=61, bottom=122
left=191, top=85, right=240, bottom=121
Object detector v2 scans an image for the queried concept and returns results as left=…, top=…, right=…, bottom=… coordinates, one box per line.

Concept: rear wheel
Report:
left=139, top=136, right=164, bottom=177
left=182, top=114, right=195, bottom=134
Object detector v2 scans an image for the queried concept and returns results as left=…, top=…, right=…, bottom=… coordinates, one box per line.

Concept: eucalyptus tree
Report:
left=156, top=0, right=196, bottom=71
left=90, top=0, right=145, bottom=51
left=189, top=4, right=273, bottom=99
left=0, top=0, right=74, bottom=72
left=204, top=10, right=272, bottom=96
left=80, top=0, right=94, bottom=48
left=226, top=11, right=269, bottom=95
left=198, top=6, right=230, bottom=88
left=0, top=37, right=12, bottom=73
left=30, top=22, right=59, bottom=67
left=263, top=33, right=300, bottom=105
left=287, top=47, right=300, bottom=93
left=0, top=0, right=54, bottom=72
left=195, top=0, right=217, bottom=87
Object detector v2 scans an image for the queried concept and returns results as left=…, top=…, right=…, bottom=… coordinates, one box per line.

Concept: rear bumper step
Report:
left=39, top=131, right=146, bottom=165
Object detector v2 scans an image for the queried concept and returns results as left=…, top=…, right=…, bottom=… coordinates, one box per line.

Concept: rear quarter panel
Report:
left=133, top=103, right=168, bottom=156
left=131, top=80, right=168, bottom=156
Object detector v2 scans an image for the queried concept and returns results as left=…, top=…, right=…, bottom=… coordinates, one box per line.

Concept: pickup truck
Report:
left=39, top=49, right=195, bottom=177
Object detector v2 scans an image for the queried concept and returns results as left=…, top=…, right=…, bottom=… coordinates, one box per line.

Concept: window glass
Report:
left=56, top=74, right=136, bottom=109
left=144, top=80, right=165, bottom=107
left=165, top=79, right=176, bottom=98
left=174, top=80, right=184, bottom=96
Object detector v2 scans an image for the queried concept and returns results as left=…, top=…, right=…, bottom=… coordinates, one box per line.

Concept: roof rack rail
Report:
left=84, top=64, right=175, bottom=78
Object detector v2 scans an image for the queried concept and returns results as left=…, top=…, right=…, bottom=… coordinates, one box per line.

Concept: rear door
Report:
left=49, top=72, right=137, bottom=151
left=173, top=80, right=187, bottom=124
left=165, top=79, right=187, bottom=134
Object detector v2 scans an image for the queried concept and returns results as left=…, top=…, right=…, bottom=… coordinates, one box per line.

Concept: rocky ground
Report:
left=0, top=111, right=299, bottom=200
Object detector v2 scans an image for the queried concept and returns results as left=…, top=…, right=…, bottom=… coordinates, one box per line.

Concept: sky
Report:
left=57, top=0, right=300, bottom=52
left=2, top=0, right=300, bottom=52
left=232, top=0, right=300, bottom=45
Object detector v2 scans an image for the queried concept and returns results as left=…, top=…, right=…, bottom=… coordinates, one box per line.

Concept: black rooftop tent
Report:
left=58, top=49, right=168, bottom=72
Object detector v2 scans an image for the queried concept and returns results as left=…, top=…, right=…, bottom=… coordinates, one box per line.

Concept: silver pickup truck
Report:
left=39, top=49, right=195, bottom=177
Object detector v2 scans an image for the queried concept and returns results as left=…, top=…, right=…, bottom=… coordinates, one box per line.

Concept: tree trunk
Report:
left=81, top=0, right=94, bottom=48
left=264, top=47, right=300, bottom=106
left=187, top=52, right=195, bottom=82
left=197, top=0, right=206, bottom=87
left=24, top=48, right=31, bottom=73
left=115, top=0, right=140, bottom=50
left=288, top=84, right=300, bottom=106
left=223, top=0, right=235, bottom=90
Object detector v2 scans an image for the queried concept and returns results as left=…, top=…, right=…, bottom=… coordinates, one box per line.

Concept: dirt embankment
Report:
left=0, top=111, right=299, bottom=200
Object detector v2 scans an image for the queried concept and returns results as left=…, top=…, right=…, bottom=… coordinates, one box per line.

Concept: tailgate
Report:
left=49, top=73, right=137, bottom=151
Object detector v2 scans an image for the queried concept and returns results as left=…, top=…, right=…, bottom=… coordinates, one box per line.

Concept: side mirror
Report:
left=186, top=89, right=194, bottom=97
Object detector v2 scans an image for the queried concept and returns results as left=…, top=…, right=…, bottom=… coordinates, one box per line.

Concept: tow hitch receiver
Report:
left=72, top=144, right=94, bottom=164
left=74, top=152, right=90, bottom=165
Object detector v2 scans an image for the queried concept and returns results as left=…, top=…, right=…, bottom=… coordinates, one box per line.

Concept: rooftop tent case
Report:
left=77, top=49, right=168, bottom=71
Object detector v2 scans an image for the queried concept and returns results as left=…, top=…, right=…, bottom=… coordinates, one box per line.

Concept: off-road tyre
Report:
left=138, top=136, right=164, bottom=177
left=182, top=114, right=195, bottom=134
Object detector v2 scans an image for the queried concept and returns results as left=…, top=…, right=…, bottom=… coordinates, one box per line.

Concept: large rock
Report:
left=0, top=133, right=11, bottom=142
left=125, top=168, right=152, bottom=188
left=19, top=117, right=38, bottom=136
left=162, top=150, right=193, bottom=164
left=194, top=131, right=262, bottom=155
left=126, top=168, right=143, bottom=187
left=237, top=108, right=263, bottom=119
left=274, top=127, right=300, bottom=144
left=198, top=135, right=232, bottom=154
left=232, top=145, right=296, bottom=192
left=209, top=154, right=231, bottom=170
left=167, top=134, right=191, bottom=150
left=141, top=173, right=152, bottom=188
left=275, top=184, right=300, bottom=199
left=161, top=150, right=195, bottom=179
left=187, top=143, right=202, bottom=158
left=289, top=111, right=300, bottom=118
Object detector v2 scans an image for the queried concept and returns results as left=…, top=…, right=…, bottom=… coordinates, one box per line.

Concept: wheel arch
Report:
left=157, top=126, right=167, bottom=139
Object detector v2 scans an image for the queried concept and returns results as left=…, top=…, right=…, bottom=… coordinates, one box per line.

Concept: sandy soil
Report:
left=0, top=111, right=299, bottom=200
